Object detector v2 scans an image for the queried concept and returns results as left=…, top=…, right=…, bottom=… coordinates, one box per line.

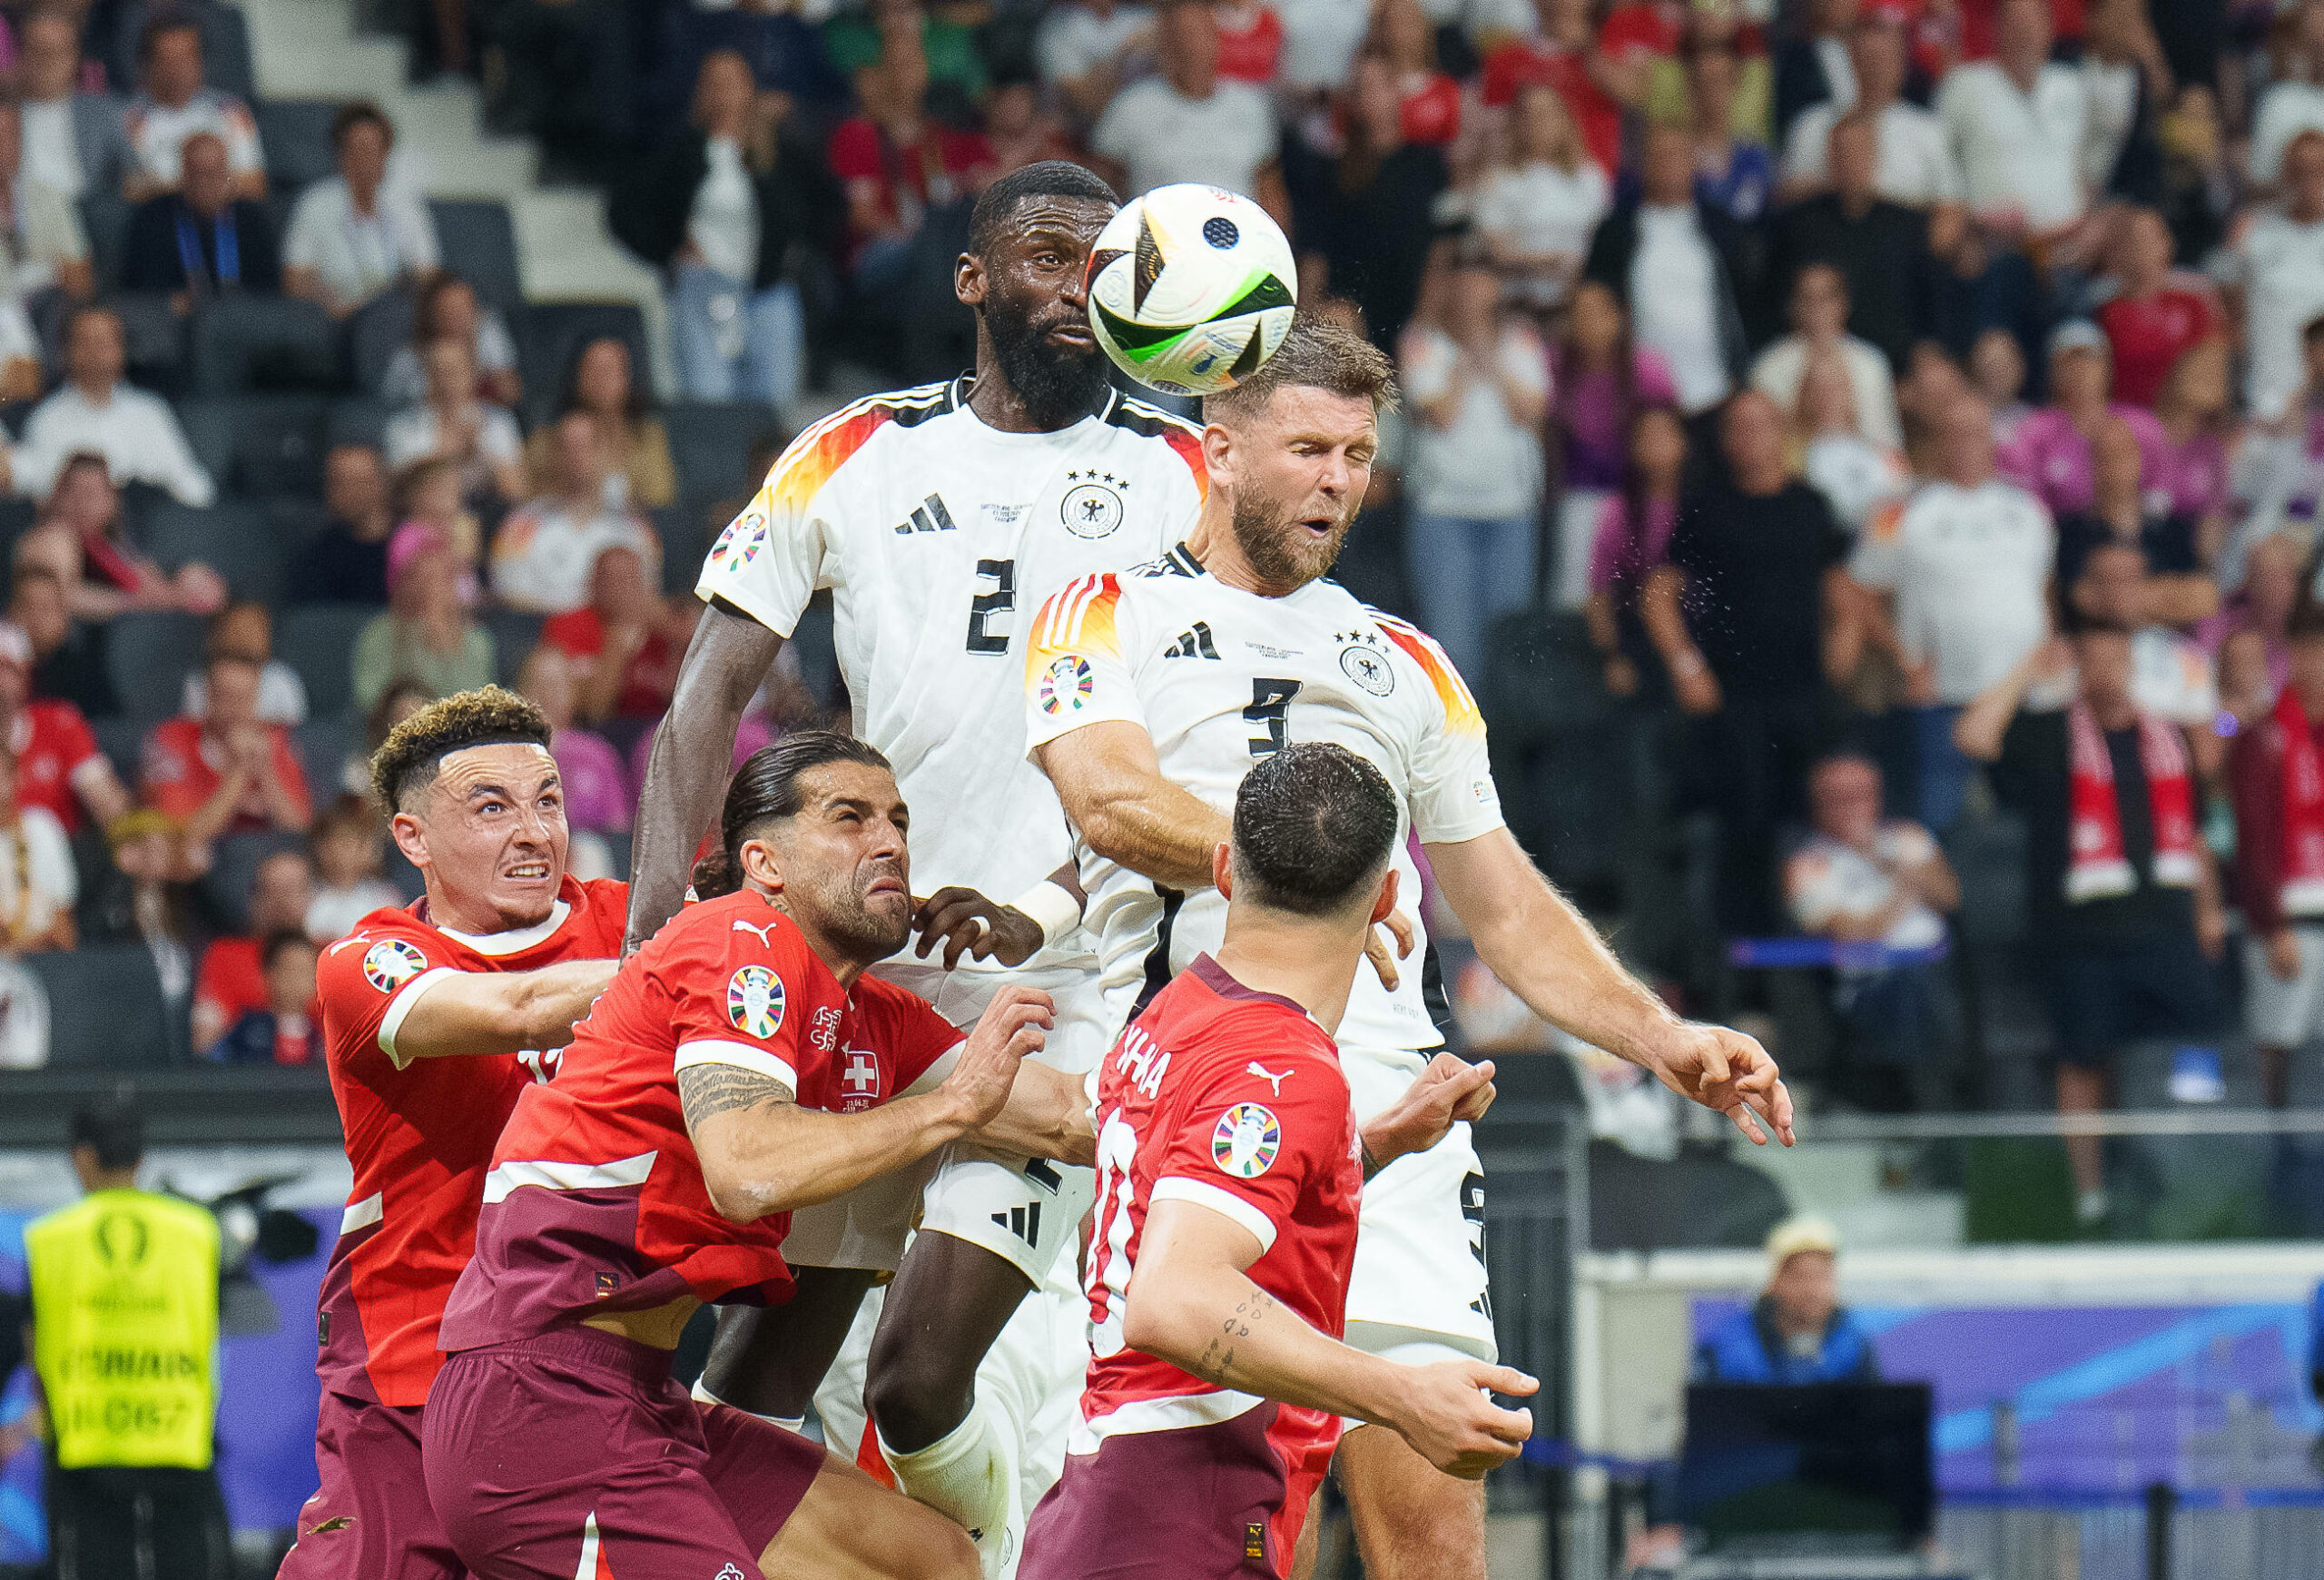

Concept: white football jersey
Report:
left=1022, top=545, right=1506, bottom=1052
left=698, top=379, right=1208, bottom=972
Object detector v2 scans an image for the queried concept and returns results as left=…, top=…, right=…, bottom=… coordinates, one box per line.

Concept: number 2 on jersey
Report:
left=1245, top=678, right=1299, bottom=759
left=965, top=558, right=1017, bottom=654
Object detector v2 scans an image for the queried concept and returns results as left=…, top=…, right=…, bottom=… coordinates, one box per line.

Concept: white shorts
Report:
left=786, top=960, right=1113, bottom=1280
left=2244, top=925, right=2324, bottom=1048
left=1340, top=1046, right=1499, bottom=1365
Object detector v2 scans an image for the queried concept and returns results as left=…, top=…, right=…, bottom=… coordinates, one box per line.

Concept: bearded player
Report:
left=1021, top=319, right=1797, bottom=1580
left=627, top=159, right=1213, bottom=1572
left=422, top=732, right=1087, bottom=1580
left=1020, top=744, right=1531, bottom=1580
left=278, top=686, right=625, bottom=1580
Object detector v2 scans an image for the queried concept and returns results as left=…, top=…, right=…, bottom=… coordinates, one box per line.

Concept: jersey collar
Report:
left=950, top=373, right=1119, bottom=435
left=418, top=879, right=581, bottom=955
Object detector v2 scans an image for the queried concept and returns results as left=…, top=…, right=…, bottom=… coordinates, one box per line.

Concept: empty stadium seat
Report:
left=430, top=199, right=524, bottom=314
left=190, top=296, right=343, bottom=394
left=111, top=291, right=190, bottom=395
left=277, top=603, right=374, bottom=717
left=177, top=393, right=330, bottom=499
left=517, top=301, right=648, bottom=430
left=485, top=608, right=543, bottom=683
left=258, top=98, right=344, bottom=194
left=28, top=943, right=175, bottom=1067
left=652, top=506, right=703, bottom=597
left=103, top=611, right=208, bottom=721
left=327, top=396, right=392, bottom=451
left=348, top=288, right=417, bottom=395
left=90, top=716, right=145, bottom=782
left=82, top=193, right=130, bottom=295
left=140, top=499, right=287, bottom=606
left=294, top=711, right=356, bottom=802
left=665, top=400, right=783, bottom=512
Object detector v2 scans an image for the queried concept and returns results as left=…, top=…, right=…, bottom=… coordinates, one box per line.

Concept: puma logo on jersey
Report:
left=732, top=918, right=779, bottom=946
left=891, top=493, right=960, bottom=535
left=1246, top=1062, right=1292, bottom=1095
left=1164, top=622, right=1220, bottom=660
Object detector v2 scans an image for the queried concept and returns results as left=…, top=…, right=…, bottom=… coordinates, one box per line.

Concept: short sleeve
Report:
left=221, top=100, right=261, bottom=174
left=1847, top=498, right=1906, bottom=589
left=855, top=981, right=967, bottom=1098
left=694, top=424, right=847, bottom=638
left=663, top=909, right=814, bottom=1094
left=1022, top=574, right=1149, bottom=752
left=314, top=923, right=460, bottom=1071
left=1786, top=847, right=1845, bottom=931
left=1149, top=1040, right=1349, bottom=1255
left=1379, top=618, right=1505, bottom=845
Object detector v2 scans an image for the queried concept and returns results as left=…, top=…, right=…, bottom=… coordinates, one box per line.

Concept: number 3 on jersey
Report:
left=1246, top=678, right=1299, bottom=759
left=965, top=558, right=1016, bottom=654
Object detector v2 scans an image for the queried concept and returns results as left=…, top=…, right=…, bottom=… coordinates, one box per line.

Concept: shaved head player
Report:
left=279, top=686, right=625, bottom=1580
left=628, top=160, right=1211, bottom=1572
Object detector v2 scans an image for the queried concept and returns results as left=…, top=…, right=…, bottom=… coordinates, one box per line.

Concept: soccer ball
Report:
left=1085, top=185, right=1297, bottom=397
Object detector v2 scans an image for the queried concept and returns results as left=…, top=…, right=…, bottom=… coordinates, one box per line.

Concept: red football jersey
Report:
left=1078, top=955, right=1362, bottom=1572
left=438, top=889, right=963, bottom=1352
left=312, top=874, right=628, bottom=1407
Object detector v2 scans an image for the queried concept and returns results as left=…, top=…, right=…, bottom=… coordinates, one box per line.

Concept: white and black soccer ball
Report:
left=1085, top=184, right=1297, bottom=397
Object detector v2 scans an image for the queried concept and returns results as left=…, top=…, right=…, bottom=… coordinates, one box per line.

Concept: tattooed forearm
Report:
left=677, top=1062, right=794, bottom=1131
left=1191, top=1289, right=1276, bottom=1385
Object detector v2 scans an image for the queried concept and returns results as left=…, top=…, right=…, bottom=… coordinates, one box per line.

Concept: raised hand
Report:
left=941, top=985, right=1054, bottom=1129
left=911, top=886, right=1048, bottom=971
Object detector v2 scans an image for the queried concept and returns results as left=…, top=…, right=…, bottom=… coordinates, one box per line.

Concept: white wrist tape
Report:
left=1008, top=879, right=1084, bottom=950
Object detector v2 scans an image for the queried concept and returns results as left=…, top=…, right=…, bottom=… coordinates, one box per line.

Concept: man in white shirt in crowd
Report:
left=0, top=100, right=92, bottom=301
left=15, top=304, right=213, bottom=506
left=1780, top=12, right=1960, bottom=210
left=123, top=15, right=265, bottom=202
left=1036, top=0, right=1154, bottom=125
left=1849, top=392, right=2053, bottom=833
left=16, top=8, right=133, bottom=204
left=2224, top=129, right=2324, bottom=426
left=488, top=411, right=661, bottom=615
left=2252, top=0, right=2324, bottom=196
left=1090, top=0, right=1285, bottom=222
left=1585, top=123, right=1747, bottom=415
left=1935, top=0, right=2093, bottom=243
left=283, top=101, right=439, bottom=320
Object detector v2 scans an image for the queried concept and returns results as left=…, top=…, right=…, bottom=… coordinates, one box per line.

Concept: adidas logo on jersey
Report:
left=891, top=494, right=960, bottom=535
left=990, top=1202, right=1044, bottom=1246
left=1164, top=622, right=1220, bottom=660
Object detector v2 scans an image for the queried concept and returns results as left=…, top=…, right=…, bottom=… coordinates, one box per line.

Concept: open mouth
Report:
left=504, top=861, right=552, bottom=882
left=1296, top=515, right=1338, bottom=538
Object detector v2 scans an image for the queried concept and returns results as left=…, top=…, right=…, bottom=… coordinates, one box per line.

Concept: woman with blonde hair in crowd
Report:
left=1473, top=82, right=1610, bottom=311
left=1795, top=350, right=1909, bottom=534
left=524, top=336, right=675, bottom=510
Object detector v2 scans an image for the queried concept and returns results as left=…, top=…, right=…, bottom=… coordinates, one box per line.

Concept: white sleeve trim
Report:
left=1150, top=1176, right=1278, bottom=1255
left=901, top=1042, right=963, bottom=1098
left=378, top=967, right=460, bottom=1069
left=674, top=1038, right=798, bottom=1094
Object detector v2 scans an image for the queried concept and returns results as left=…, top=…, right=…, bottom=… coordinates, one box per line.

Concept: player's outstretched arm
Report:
left=1427, top=828, right=1796, bottom=1146
left=1036, top=720, right=1227, bottom=893
left=1125, top=1200, right=1536, bottom=1480
left=388, top=959, right=618, bottom=1065
left=625, top=601, right=785, bottom=954
left=967, top=1058, right=1097, bottom=1166
left=682, top=987, right=1055, bottom=1223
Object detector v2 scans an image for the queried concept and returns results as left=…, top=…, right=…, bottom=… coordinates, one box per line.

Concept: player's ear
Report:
left=1200, top=420, right=1235, bottom=487
left=388, top=809, right=428, bottom=871
left=739, top=835, right=784, bottom=894
left=1213, top=842, right=1235, bottom=898
left=1368, top=865, right=1400, bottom=926
left=956, top=251, right=986, bottom=310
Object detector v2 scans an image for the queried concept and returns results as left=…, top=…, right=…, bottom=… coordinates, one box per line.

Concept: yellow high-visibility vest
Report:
left=26, top=1188, right=220, bottom=1470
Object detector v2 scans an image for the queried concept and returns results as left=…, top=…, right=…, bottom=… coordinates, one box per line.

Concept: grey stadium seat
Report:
left=258, top=98, right=343, bottom=194
left=430, top=199, right=524, bottom=315
left=516, top=301, right=648, bottom=430
left=277, top=602, right=373, bottom=718
left=103, top=611, right=207, bottom=721
left=349, top=289, right=417, bottom=396
left=327, top=396, right=393, bottom=451
left=190, top=296, right=342, bottom=394
left=484, top=608, right=542, bottom=685
left=178, top=394, right=330, bottom=499
left=108, top=291, right=190, bottom=395
left=29, top=943, right=175, bottom=1066
left=140, top=499, right=286, bottom=606
left=665, top=400, right=784, bottom=511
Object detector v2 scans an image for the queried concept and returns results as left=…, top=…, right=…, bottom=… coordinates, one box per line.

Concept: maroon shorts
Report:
left=419, top=1326, right=827, bottom=1580
left=1018, top=1404, right=1339, bottom=1580
left=277, top=1390, right=468, bottom=1580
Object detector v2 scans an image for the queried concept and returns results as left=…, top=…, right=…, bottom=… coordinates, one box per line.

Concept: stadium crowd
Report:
left=0, top=0, right=2316, bottom=1189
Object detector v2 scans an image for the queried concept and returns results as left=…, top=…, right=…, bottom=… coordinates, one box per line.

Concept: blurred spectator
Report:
left=12, top=564, right=114, bottom=717
left=2156, top=85, right=2230, bottom=268
left=303, top=795, right=396, bottom=943
left=1957, top=627, right=2223, bottom=1227
left=2095, top=207, right=2221, bottom=409
left=627, top=639, right=816, bottom=794
left=1796, top=351, right=1909, bottom=532
left=1645, top=391, right=1858, bottom=930
left=122, top=15, right=263, bottom=202
left=1695, top=1218, right=1880, bottom=1383
left=515, top=644, right=630, bottom=834
left=2150, top=337, right=2238, bottom=541
left=15, top=452, right=222, bottom=617
left=1214, top=0, right=1283, bottom=83
left=0, top=99, right=94, bottom=300
left=189, top=846, right=311, bottom=1052
left=1772, top=0, right=1859, bottom=145
left=541, top=542, right=679, bottom=723
left=1935, top=0, right=2093, bottom=242
left=1555, top=279, right=1679, bottom=489
left=1780, top=12, right=1960, bottom=208
left=180, top=602, right=306, bottom=726
left=614, top=50, right=839, bottom=416
left=287, top=443, right=394, bottom=606
left=282, top=102, right=441, bottom=320
left=382, top=335, right=527, bottom=507
left=1037, top=0, right=1156, bottom=127
left=379, top=273, right=522, bottom=410
left=1399, top=258, right=1550, bottom=684
left=1285, top=52, right=1445, bottom=347
left=2253, top=2, right=2324, bottom=192
left=1092, top=0, right=1283, bottom=212
left=1584, top=403, right=1687, bottom=697
left=351, top=533, right=493, bottom=711
left=1765, top=112, right=1942, bottom=373
left=2230, top=606, right=2324, bottom=1110
left=85, top=808, right=196, bottom=1005
left=1371, top=0, right=1461, bottom=145
left=121, top=129, right=281, bottom=305
left=2223, top=130, right=2324, bottom=429
left=1481, top=0, right=1624, bottom=175
left=204, top=929, right=320, bottom=1065
left=2055, top=418, right=2205, bottom=603
left=343, top=677, right=430, bottom=797
left=0, top=746, right=79, bottom=955
left=828, top=22, right=993, bottom=291
left=526, top=337, right=675, bottom=509
left=0, top=281, right=52, bottom=408
left=2066, top=539, right=2221, bottom=732
left=1583, top=123, right=1752, bottom=416
left=1785, top=752, right=1958, bottom=1095
left=0, top=619, right=127, bottom=835
left=823, top=0, right=988, bottom=105
left=490, top=412, right=661, bottom=615
left=390, top=457, right=483, bottom=602
left=1473, top=82, right=1609, bottom=311
left=1275, top=0, right=1370, bottom=94
left=17, top=8, right=133, bottom=203
left=983, top=72, right=1079, bottom=176
left=2220, top=626, right=2276, bottom=736
left=2206, top=529, right=2299, bottom=705
left=1851, top=392, right=2053, bottom=831
left=1751, top=261, right=1901, bottom=449
left=1998, top=321, right=2167, bottom=518
left=140, top=648, right=314, bottom=846
left=1970, top=326, right=2033, bottom=446
left=2075, top=0, right=2163, bottom=198
left=15, top=308, right=214, bottom=504
left=1683, top=36, right=1774, bottom=223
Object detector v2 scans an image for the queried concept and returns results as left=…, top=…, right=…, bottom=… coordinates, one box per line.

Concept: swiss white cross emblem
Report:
left=840, top=1048, right=880, bottom=1108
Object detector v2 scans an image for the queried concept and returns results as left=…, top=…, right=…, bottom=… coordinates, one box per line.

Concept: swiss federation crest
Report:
left=727, top=965, right=786, bottom=1039
left=1213, top=1102, right=1282, bottom=1179
left=1060, top=470, right=1126, bottom=539
left=362, top=939, right=428, bottom=993
left=1039, top=655, right=1096, bottom=715
left=1337, top=629, right=1394, bottom=697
